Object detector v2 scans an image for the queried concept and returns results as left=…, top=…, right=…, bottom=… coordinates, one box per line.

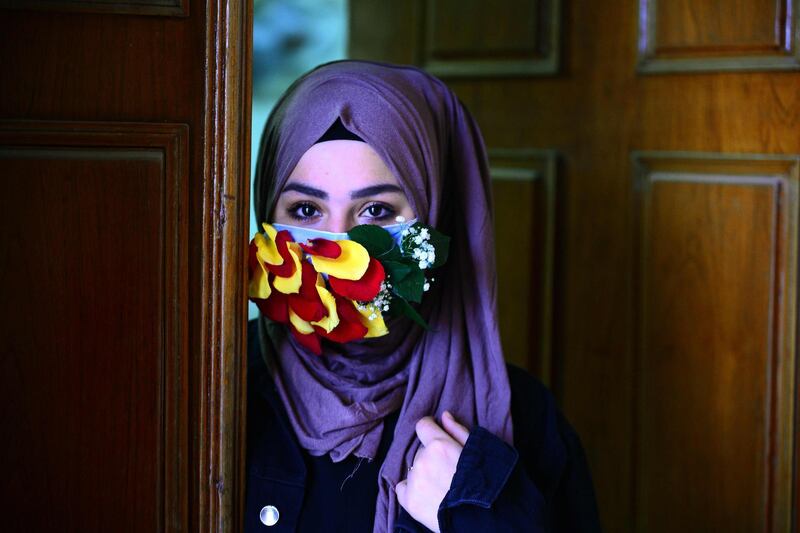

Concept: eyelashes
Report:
left=283, top=201, right=397, bottom=223
left=361, top=202, right=396, bottom=221
left=286, top=202, right=320, bottom=221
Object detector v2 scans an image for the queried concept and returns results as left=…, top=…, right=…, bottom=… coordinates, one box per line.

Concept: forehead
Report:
left=284, top=140, right=401, bottom=191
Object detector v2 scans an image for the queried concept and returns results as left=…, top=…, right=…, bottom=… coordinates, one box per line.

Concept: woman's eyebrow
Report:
left=282, top=183, right=328, bottom=199
left=350, top=184, right=404, bottom=199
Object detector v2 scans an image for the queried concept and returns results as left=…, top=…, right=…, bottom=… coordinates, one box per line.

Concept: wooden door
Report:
left=0, top=1, right=251, bottom=531
left=350, top=0, right=800, bottom=530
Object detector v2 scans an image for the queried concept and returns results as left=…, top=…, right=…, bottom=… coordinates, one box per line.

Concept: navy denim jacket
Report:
left=246, top=321, right=601, bottom=532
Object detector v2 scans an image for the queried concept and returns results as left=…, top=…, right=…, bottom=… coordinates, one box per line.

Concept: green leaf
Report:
left=347, top=224, right=396, bottom=259
left=427, top=227, right=450, bottom=269
left=382, top=260, right=412, bottom=284
left=393, top=267, right=425, bottom=303
left=393, top=296, right=429, bottom=330
left=386, top=247, right=403, bottom=261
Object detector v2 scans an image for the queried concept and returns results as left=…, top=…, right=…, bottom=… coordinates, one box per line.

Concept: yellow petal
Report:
left=357, top=303, right=389, bottom=338
left=248, top=262, right=271, bottom=299
left=289, top=308, right=315, bottom=334
left=273, top=245, right=302, bottom=294
left=288, top=242, right=302, bottom=256
left=257, top=223, right=284, bottom=266
left=310, top=273, right=340, bottom=333
left=309, top=240, right=370, bottom=281
left=262, top=223, right=277, bottom=238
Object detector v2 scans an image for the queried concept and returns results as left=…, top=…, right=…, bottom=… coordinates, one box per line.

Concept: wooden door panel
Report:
left=1, top=155, right=163, bottom=533
left=0, top=12, right=201, bottom=121
left=1, top=0, right=188, bottom=16
left=0, top=121, right=188, bottom=532
left=429, top=0, right=541, bottom=56
left=634, top=154, right=799, bottom=531
left=424, top=0, right=559, bottom=76
left=492, top=150, right=557, bottom=384
left=638, top=0, right=800, bottom=71
left=654, top=1, right=783, bottom=50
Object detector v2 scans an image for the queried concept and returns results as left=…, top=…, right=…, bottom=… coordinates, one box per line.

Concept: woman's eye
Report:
left=288, top=202, right=320, bottom=220
left=362, top=203, right=395, bottom=220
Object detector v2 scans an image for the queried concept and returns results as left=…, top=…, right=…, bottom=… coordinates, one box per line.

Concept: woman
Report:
left=246, top=60, right=601, bottom=532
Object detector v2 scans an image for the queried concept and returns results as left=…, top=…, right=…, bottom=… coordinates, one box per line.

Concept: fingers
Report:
left=441, top=410, right=469, bottom=446
left=415, top=416, right=452, bottom=447
left=415, top=412, right=471, bottom=448
left=395, top=479, right=408, bottom=508
left=401, top=416, right=468, bottom=533
left=413, top=444, right=423, bottom=466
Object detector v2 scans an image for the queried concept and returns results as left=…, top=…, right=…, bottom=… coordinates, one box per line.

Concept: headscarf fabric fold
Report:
left=254, top=60, right=512, bottom=533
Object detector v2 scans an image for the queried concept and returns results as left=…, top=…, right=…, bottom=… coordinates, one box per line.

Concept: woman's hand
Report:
left=395, top=411, right=470, bottom=532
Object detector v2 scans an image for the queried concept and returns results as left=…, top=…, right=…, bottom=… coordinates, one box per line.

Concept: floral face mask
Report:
left=247, top=219, right=449, bottom=354
left=271, top=219, right=416, bottom=250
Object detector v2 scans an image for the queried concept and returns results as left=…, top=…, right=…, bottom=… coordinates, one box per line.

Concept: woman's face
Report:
left=273, top=140, right=415, bottom=233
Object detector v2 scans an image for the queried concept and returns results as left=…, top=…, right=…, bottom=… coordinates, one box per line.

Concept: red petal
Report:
left=291, top=325, right=322, bottom=355
left=299, top=238, right=341, bottom=258
left=336, top=297, right=363, bottom=323
left=298, top=260, right=320, bottom=299
left=248, top=239, right=259, bottom=276
left=316, top=297, right=368, bottom=343
left=255, top=290, right=289, bottom=323
left=265, top=230, right=297, bottom=277
left=329, top=258, right=385, bottom=301
left=289, top=294, right=326, bottom=322
left=286, top=261, right=327, bottom=321
left=318, top=320, right=367, bottom=343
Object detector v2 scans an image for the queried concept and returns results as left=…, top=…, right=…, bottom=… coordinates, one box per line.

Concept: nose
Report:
left=323, top=214, right=353, bottom=234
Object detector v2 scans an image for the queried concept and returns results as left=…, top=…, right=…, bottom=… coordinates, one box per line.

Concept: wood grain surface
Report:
left=0, top=0, right=251, bottom=530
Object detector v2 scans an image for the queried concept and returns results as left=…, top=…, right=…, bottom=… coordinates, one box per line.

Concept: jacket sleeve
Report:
left=436, top=426, right=547, bottom=532
left=395, top=366, right=602, bottom=532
